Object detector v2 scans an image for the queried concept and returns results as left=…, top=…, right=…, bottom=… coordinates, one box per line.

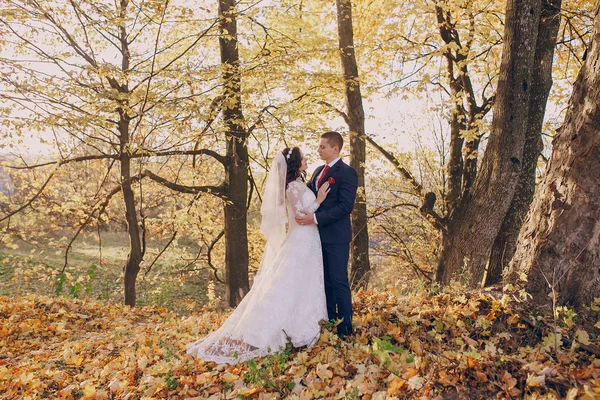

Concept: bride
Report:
left=186, top=147, right=331, bottom=364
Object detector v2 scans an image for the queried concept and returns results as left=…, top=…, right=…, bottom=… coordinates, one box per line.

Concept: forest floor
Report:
left=1, top=285, right=600, bottom=399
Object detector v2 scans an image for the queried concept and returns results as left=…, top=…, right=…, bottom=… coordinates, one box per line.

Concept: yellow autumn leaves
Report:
left=2, top=287, right=600, bottom=399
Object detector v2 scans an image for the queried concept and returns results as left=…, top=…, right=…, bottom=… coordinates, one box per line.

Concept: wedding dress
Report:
left=186, top=154, right=327, bottom=364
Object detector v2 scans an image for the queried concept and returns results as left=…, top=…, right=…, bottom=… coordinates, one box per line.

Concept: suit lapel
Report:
left=320, top=160, right=342, bottom=185
left=311, top=160, right=344, bottom=191
left=311, top=165, right=325, bottom=191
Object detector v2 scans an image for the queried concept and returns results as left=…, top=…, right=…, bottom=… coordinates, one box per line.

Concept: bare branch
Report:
left=143, top=169, right=227, bottom=199
left=144, top=230, right=177, bottom=277
left=4, top=149, right=227, bottom=170
left=248, top=105, right=277, bottom=134
left=365, top=135, right=425, bottom=197
left=0, top=171, right=56, bottom=223
left=247, top=165, right=262, bottom=204
left=380, top=224, right=433, bottom=281
left=4, top=154, right=118, bottom=170
left=319, top=100, right=350, bottom=125
left=142, top=149, right=228, bottom=165
left=131, top=20, right=219, bottom=92
left=207, top=230, right=225, bottom=284
left=368, top=202, right=419, bottom=219
left=60, top=171, right=145, bottom=273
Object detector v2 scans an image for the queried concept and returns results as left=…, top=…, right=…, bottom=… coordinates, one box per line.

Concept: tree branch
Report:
left=193, top=95, right=225, bottom=168
left=142, top=149, right=228, bottom=165
left=318, top=100, right=350, bottom=125
left=380, top=225, right=433, bottom=281
left=368, top=202, right=419, bottom=218
left=143, top=169, right=227, bottom=199
left=4, top=154, right=118, bottom=170
left=5, top=149, right=227, bottom=170
left=61, top=171, right=145, bottom=273
left=248, top=105, right=277, bottom=134
left=207, top=230, right=225, bottom=284
left=364, top=135, right=425, bottom=197
left=0, top=171, right=56, bottom=223
left=144, top=230, right=177, bottom=277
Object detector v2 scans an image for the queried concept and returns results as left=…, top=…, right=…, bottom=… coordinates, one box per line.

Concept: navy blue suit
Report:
left=309, top=159, right=358, bottom=337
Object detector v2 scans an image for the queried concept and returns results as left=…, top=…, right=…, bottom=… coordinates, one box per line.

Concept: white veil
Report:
left=255, top=152, right=288, bottom=281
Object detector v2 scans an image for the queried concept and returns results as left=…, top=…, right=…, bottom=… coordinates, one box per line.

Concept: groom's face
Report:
left=318, top=138, right=338, bottom=163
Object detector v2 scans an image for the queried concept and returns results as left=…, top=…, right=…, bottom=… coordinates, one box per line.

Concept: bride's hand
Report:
left=317, top=182, right=331, bottom=204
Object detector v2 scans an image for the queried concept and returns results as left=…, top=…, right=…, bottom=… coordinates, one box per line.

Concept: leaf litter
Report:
left=1, top=284, right=599, bottom=399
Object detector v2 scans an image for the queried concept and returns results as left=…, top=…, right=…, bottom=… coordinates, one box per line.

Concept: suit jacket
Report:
left=309, top=159, right=358, bottom=244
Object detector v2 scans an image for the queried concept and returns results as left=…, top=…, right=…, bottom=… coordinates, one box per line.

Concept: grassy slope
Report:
left=0, top=232, right=217, bottom=310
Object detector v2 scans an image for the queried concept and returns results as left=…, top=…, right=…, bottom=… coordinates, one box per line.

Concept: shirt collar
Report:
left=327, top=157, right=341, bottom=168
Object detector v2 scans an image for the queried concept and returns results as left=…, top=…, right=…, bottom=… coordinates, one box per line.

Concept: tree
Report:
left=334, top=0, right=371, bottom=288
left=486, top=0, right=562, bottom=285
left=435, top=0, right=542, bottom=285
left=0, top=0, right=250, bottom=306
left=508, top=3, right=600, bottom=307
left=218, top=0, right=251, bottom=306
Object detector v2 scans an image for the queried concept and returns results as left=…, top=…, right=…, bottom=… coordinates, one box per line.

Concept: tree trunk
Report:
left=509, top=4, right=600, bottom=307
left=486, top=0, right=561, bottom=286
left=436, top=0, right=542, bottom=285
left=219, top=0, right=250, bottom=307
left=335, top=0, right=371, bottom=289
left=446, top=110, right=465, bottom=213
left=116, top=0, right=142, bottom=307
left=434, top=6, right=493, bottom=216
left=121, top=127, right=143, bottom=307
left=435, top=6, right=466, bottom=214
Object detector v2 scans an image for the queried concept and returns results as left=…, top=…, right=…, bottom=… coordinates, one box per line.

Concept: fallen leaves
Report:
left=1, top=287, right=600, bottom=399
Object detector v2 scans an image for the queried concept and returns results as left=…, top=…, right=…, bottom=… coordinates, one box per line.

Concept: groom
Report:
left=295, top=131, right=358, bottom=338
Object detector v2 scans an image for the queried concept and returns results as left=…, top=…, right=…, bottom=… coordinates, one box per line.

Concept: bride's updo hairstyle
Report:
left=282, top=147, right=306, bottom=188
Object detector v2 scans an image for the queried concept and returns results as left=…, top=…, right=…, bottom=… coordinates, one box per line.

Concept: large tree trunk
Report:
left=219, top=0, right=250, bottom=307
left=486, top=0, right=561, bottom=286
left=436, top=0, right=542, bottom=285
left=509, top=5, right=600, bottom=307
left=335, top=0, right=371, bottom=289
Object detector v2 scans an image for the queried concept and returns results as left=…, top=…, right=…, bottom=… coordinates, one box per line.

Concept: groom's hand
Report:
left=295, top=212, right=315, bottom=226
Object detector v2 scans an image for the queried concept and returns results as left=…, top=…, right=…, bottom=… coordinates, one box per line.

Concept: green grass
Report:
left=0, top=231, right=223, bottom=314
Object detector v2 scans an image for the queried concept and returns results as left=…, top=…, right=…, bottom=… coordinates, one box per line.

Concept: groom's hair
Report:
left=321, top=131, right=343, bottom=151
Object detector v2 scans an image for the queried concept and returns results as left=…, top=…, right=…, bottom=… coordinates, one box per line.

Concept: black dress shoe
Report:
left=337, top=326, right=353, bottom=339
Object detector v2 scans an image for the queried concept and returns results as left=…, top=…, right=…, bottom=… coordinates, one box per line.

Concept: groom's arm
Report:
left=314, top=167, right=358, bottom=227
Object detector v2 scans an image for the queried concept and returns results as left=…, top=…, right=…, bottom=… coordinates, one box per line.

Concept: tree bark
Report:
left=435, top=6, right=493, bottom=216
left=436, top=0, right=542, bottom=285
left=113, top=0, right=143, bottom=307
left=121, top=116, right=142, bottom=307
left=436, top=6, right=466, bottom=214
left=335, top=0, right=371, bottom=289
left=486, top=0, right=561, bottom=286
left=219, top=0, right=250, bottom=307
left=509, top=4, right=600, bottom=307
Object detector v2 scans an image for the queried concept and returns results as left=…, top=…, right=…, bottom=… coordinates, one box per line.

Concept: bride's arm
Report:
left=287, top=182, right=320, bottom=216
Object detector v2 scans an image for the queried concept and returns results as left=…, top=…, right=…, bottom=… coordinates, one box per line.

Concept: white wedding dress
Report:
left=186, top=179, right=327, bottom=364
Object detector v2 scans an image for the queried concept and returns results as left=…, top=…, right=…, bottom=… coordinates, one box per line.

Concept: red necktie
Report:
left=317, top=165, right=330, bottom=188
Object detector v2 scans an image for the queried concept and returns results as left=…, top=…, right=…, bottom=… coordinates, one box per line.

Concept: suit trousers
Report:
left=321, top=242, right=352, bottom=337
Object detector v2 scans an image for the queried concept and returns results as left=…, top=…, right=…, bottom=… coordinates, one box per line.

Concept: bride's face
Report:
left=299, top=151, right=308, bottom=172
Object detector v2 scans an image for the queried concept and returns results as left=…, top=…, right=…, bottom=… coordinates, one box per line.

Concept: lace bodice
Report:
left=286, top=180, right=320, bottom=227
